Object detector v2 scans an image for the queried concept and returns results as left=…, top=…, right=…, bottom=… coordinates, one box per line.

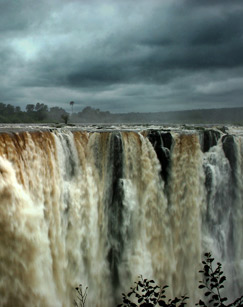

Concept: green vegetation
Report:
left=74, top=253, right=243, bottom=307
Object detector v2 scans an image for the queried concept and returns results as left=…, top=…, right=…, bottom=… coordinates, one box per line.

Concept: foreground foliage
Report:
left=74, top=284, right=88, bottom=307
left=196, top=252, right=243, bottom=307
left=74, top=253, right=243, bottom=307
left=117, top=276, right=188, bottom=307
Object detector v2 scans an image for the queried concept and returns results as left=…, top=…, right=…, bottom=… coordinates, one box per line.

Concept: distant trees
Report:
left=74, top=106, right=111, bottom=123
left=0, top=102, right=64, bottom=123
left=0, top=101, right=114, bottom=124
left=15, top=106, right=21, bottom=113
left=25, top=103, right=49, bottom=121
left=49, top=106, right=68, bottom=122
left=26, top=104, right=35, bottom=113
left=0, top=102, right=27, bottom=123
left=34, top=102, right=49, bottom=121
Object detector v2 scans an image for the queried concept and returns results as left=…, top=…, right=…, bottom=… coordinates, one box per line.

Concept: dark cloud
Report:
left=0, top=0, right=243, bottom=112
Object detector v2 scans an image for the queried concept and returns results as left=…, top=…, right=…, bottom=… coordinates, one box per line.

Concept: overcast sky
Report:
left=0, top=0, right=243, bottom=113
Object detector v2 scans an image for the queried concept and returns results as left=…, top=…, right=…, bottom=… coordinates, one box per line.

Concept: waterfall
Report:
left=0, top=127, right=242, bottom=306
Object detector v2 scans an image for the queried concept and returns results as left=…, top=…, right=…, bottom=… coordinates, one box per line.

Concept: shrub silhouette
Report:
left=74, top=253, right=243, bottom=307
left=74, top=284, right=88, bottom=307
left=117, top=275, right=188, bottom=307
left=196, top=252, right=243, bottom=307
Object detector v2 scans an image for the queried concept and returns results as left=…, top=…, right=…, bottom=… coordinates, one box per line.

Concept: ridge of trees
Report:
left=0, top=102, right=112, bottom=123
left=0, top=102, right=66, bottom=123
left=1, top=101, right=243, bottom=124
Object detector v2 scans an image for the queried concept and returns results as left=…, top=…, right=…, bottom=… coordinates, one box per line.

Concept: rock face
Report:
left=147, top=130, right=173, bottom=183
left=201, top=129, right=221, bottom=153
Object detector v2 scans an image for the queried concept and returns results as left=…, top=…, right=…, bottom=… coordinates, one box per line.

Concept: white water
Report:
left=0, top=126, right=242, bottom=306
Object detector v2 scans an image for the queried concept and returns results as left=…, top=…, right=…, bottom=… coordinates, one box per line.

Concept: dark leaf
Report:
left=219, top=276, right=226, bottom=284
left=198, top=299, right=206, bottom=306
left=140, top=303, right=153, bottom=307
left=221, top=297, right=228, bottom=302
left=171, top=297, right=180, bottom=304
left=205, top=291, right=211, bottom=296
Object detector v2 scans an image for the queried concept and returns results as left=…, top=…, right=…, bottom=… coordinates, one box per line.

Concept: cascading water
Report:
left=0, top=126, right=242, bottom=307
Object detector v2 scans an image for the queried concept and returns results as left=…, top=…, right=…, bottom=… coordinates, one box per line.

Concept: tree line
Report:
left=0, top=102, right=67, bottom=123
left=1, top=101, right=243, bottom=124
left=0, top=102, right=112, bottom=124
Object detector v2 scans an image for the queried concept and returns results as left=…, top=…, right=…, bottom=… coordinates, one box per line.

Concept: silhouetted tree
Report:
left=61, top=114, right=69, bottom=124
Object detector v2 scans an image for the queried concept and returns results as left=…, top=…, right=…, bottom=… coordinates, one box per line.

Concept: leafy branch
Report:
left=74, top=253, right=242, bottom=307
left=196, top=252, right=243, bottom=307
left=117, top=275, right=188, bottom=307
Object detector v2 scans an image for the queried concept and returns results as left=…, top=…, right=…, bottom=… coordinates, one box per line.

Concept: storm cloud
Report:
left=0, top=0, right=243, bottom=113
